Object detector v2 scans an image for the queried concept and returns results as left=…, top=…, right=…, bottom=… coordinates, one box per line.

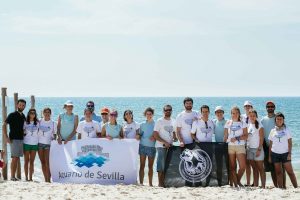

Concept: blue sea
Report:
left=0, top=97, right=299, bottom=181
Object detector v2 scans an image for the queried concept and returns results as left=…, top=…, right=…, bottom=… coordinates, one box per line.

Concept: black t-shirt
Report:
left=5, top=111, right=26, bottom=140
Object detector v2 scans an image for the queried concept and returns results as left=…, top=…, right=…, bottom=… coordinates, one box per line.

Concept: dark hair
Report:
left=143, top=107, right=154, bottom=116
left=231, top=106, right=241, bottom=122
left=123, top=110, right=133, bottom=122
left=43, top=107, right=52, bottom=114
left=275, top=112, right=286, bottom=127
left=26, top=108, right=38, bottom=125
left=163, top=105, right=172, bottom=111
left=183, top=97, right=193, bottom=105
left=84, top=108, right=93, bottom=114
left=86, top=101, right=94, bottom=106
left=249, top=109, right=259, bottom=129
left=201, top=105, right=210, bottom=113
left=18, top=99, right=26, bottom=104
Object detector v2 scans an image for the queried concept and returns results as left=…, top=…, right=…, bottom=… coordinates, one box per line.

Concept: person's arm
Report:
left=153, top=131, right=170, bottom=148
left=101, top=125, right=107, bottom=138
left=223, top=128, right=229, bottom=142
left=239, top=127, right=248, bottom=140
left=287, top=138, right=292, bottom=161
left=191, top=122, right=199, bottom=143
left=56, top=115, right=63, bottom=144
left=256, top=128, right=264, bottom=157
left=65, top=115, right=79, bottom=143
left=119, top=126, right=124, bottom=139
left=176, top=127, right=185, bottom=147
left=268, top=140, right=273, bottom=163
left=78, top=133, right=82, bottom=140
left=135, top=129, right=141, bottom=140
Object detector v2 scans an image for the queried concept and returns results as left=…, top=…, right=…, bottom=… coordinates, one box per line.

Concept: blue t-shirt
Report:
left=80, top=113, right=102, bottom=123
left=213, top=118, right=226, bottom=142
left=139, top=120, right=155, bottom=147
left=261, top=115, right=275, bottom=145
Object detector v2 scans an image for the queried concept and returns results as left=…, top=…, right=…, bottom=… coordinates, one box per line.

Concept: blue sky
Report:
left=0, top=0, right=299, bottom=97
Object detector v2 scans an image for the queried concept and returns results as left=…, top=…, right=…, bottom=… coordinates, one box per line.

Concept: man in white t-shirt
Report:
left=154, top=105, right=176, bottom=187
left=176, top=97, right=198, bottom=149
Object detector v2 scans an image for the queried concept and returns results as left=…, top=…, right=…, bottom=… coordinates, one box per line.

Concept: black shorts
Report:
left=271, top=152, right=290, bottom=164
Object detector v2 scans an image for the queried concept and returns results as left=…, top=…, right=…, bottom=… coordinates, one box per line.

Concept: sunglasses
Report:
left=87, top=105, right=94, bottom=108
left=110, top=114, right=117, bottom=117
left=29, top=112, right=36, bottom=115
left=164, top=109, right=172, bottom=112
left=101, top=113, right=108, bottom=115
left=266, top=106, right=275, bottom=108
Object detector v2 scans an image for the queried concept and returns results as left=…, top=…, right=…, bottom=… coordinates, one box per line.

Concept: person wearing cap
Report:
left=80, top=101, right=102, bottom=124
left=77, top=108, right=101, bottom=139
left=242, top=100, right=254, bottom=186
left=101, top=109, right=123, bottom=139
left=261, top=101, right=281, bottom=187
left=100, top=107, right=110, bottom=128
left=57, top=100, right=79, bottom=144
left=213, top=106, right=229, bottom=186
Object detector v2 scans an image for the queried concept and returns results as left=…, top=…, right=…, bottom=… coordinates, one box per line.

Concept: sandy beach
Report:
left=0, top=181, right=299, bottom=200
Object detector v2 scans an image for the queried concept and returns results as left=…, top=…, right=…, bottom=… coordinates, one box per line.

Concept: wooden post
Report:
left=13, top=93, right=21, bottom=180
left=1, top=87, right=8, bottom=180
left=30, top=95, right=35, bottom=109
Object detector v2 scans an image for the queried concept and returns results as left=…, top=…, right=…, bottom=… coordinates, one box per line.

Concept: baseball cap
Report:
left=244, top=101, right=253, bottom=107
left=266, top=101, right=275, bottom=106
left=100, top=107, right=110, bottom=114
left=64, top=100, right=74, bottom=106
left=215, top=106, right=224, bottom=112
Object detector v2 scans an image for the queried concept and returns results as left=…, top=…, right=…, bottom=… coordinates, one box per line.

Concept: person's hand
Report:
left=106, top=136, right=113, bottom=140
left=164, top=142, right=171, bottom=148
left=64, top=140, right=68, bottom=144
left=256, top=150, right=261, bottom=157
left=5, top=137, right=11, bottom=144
left=230, top=138, right=237, bottom=143
left=150, top=136, right=155, bottom=141
left=287, top=153, right=291, bottom=161
left=180, top=141, right=185, bottom=147
left=57, top=138, right=62, bottom=145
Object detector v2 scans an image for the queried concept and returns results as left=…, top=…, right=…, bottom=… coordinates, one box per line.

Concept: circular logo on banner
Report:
left=179, top=149, right=212, bottom=183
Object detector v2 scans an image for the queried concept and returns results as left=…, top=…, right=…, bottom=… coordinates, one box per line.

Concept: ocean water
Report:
left=0, top=97, right=299, bottom=181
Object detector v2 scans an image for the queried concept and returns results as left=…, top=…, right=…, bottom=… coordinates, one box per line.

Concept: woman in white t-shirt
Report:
left=38, top=107, right=57, bottom=182
left=123, top=110, right=140, bottom=139
left=23, top=108, right=39, bottom=181
left=247, top=109, right=266, bottom=188
left=268, top=112, right=298, bottom=188
left=224, top=106, right=248, bottom=187
left=77, top=108, right=101, bottom=139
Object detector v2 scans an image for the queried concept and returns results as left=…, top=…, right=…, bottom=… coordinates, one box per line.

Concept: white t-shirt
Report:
left=123, top=121, right=140, bottom=139
left=38, top=119, right=57, bottom=145
left=191, top=119, right=214, bottom=142
left=154, top=117, right=176, bottom=148
left=176, top=110, right=199, bottom=144
left=247, top=122, right=263, bottom=148
left=76, top=120, right=101, bottom=139
left=224, top=120, right=247, bottom=146
left=23, top=121, right=39, bottom=145
left=269, top=127, right=292, bottom=154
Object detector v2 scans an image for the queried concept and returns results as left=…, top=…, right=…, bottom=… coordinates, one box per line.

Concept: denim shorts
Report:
left=139, top=144, right=156, bottom=158
left=38, top=143, right=51, bottom=150
left=156, top=147, right=168, bottom=172
left=247, top=148, right=264, bottom=161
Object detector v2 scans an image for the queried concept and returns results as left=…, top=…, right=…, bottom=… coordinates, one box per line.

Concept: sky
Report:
left=0, top=0, right=299, bottom=97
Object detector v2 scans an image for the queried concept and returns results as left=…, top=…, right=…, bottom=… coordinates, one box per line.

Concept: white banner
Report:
left=50, top=138, right=139, bottom=185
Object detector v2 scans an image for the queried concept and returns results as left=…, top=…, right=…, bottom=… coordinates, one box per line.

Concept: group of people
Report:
left=1, top=97, right=298, bottom=189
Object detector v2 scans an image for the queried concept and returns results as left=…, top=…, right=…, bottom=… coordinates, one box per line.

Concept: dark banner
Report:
left=164, top=142, right=229, bottom=187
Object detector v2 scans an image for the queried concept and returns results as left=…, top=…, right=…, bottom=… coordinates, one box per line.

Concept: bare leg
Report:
left=38, top=149, right=46, bottom=182
left=229, top=154, right=238, bottom=187
left=10, top=157, right=19, bottom=179
left=256, top=161, right=266, bottom=188
left=139, top=155, right=146, bottom=185
left=246, top=159, right=251, bottom=185
left=250, top=160, right=258, bottom=186
left=158, top=172, right=165, bottom=187
left=148, top=157, right=155, bottom=186
left=24, top=151, right=30, bottom=181
left=283, top=162, right=298, bottom=188
left=274, top=163, right=283, bottom=188
left=44, top=149, right=51, bottom=182
left=236, top=154, right=246, bottom=186
left=29, top=151, right=36, bottom=181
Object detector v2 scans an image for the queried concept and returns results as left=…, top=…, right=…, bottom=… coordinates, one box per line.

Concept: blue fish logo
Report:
left=72, top=152, right=109, bottom=168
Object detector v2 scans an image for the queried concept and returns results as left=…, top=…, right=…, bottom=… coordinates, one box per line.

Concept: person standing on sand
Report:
left=38, top=107, right=57, bottom=182
left=57, top=100, right=79, bottom=144
left=101, top=109, right=123, bottom=139
left=80, top=101, right=102, bottom=124
left=3, top=99, right=26, bottom=181
left=224, top=106, right=248, bottom=187
left=154, top=105, right=176, bottom=187
left=176, top=97, right=198, bottom=149
left=268, top=112, right=298, bottom=188
left=261, top=101, right=284, bottom=188
left=77, top=108, right=101, bottom=139
left=137, top=107, right=156, bottom=186
left=123, top=110, right=140, bottom=139
left=247, top=109, right=266, bottom=188
left=23, top=108, right=39, bottom=181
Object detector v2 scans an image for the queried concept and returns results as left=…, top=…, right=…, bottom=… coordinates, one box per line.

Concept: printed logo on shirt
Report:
left=184, top=119, right=193, bottom=126
left=275, top=130, right=286, bottom=142
left=124, top=127, right=134, bottom=137
left=83, top=126, right=95, bottom=137
left=200, top=127, right=213, bottom=138
left=25, top=124, right=38, bottom=135
left=179, top=149, right=212, bottom=183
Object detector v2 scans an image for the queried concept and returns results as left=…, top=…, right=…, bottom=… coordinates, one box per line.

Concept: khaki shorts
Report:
left=228, top=145, right=246, bottom=155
